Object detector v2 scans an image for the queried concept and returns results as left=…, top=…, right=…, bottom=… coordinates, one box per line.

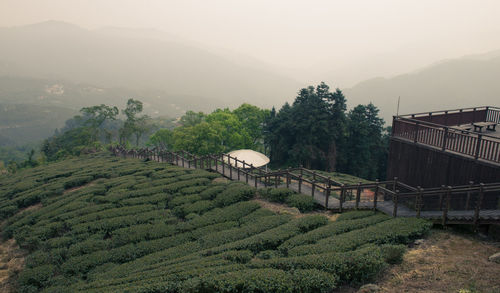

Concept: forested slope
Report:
left=0, top=153, right=431, bottom=292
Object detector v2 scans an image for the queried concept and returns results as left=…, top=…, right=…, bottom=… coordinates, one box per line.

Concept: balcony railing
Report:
left=392, top=106, right=500, bottom=164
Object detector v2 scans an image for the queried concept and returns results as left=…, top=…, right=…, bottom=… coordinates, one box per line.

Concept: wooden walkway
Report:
left=112, top=147, right=500, bottom=226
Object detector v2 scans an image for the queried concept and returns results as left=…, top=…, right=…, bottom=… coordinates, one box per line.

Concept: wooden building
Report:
left=387, top=106, right=500, bottom=188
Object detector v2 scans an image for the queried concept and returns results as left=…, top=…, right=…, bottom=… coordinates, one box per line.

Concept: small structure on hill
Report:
left=226, top=149, right=270, bottom=168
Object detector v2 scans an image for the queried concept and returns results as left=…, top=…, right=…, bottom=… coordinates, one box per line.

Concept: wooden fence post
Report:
left=475, top=134, right=482, bottom=160
left=251, top=164, right=256, bottom=187
left=244, top=161, right=248, bottom=184
left=339, top=185, right=345, bottom=213
left=438, top=185, right=445, bottom=210
left=355, top=182, right=361, bottom=209
left=229, top=156, right=233, bottom=179
left=465, top=181, right=474, bottom=210
left=275, top=175, right=279, bottom=188
left=416, top=186, right=423, bottom=218
left=325, top=177, right=331, bottom=208
left=393, top=177, right=398, bottom=192
left=393, top=190, right=399, bottom=217
left=286, top=168, right=290, bottom=188
left=414, top=122, right=420, bottom=143
left=442, top=127, right=448, bottom=151
left=442, top=186, right=452, bottom=226
left=311, top=181, right=315, bottom=198
left=473, top=183, right=484, bottom=231
left=298, top=175, right=303, bottom=193
left=373, top=179, right=379, bottom=210
left=222, top=154, right=225, bottom=177
left=237, top=165, right=241, bottom=181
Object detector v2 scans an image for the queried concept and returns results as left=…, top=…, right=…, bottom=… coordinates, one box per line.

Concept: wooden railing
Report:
left=392, top=108, right=500, bottom=164
left=110, top=146, right=500, bottom=226
left=397, top=106, right=499, bottom=126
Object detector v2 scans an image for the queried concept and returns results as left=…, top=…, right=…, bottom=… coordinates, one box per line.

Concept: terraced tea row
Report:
left=0, top=153, right=431, bottom=292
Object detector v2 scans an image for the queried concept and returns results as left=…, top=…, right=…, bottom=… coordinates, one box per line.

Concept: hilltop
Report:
left=0, top=21, right=300, bottom=110
left=0, top=153, right=431, bottom=292
left=344, top=50, right=500, bottom=121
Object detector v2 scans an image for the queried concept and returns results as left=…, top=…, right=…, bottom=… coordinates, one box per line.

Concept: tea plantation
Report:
left=0, top=153, right=432, bottom=292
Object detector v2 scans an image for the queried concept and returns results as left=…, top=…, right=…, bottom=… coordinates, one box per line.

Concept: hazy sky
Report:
left=1, top=0, right=500, bottom=86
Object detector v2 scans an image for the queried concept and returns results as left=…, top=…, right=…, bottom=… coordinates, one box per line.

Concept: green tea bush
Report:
left=288, top=218, right=432, bottom=256
left=213, top=185, right=255, bottom=207
left=336, top=210, right=376, bottom=221
left=261, top=188, right=294, bottom=203
left=379, top=244, right=406, bottom=264
left=0, top=154, right=432, bottom=293
left=199, top=184, right=226, bottom=200
left=285, top=194, right=317, bottom=212
left=279, top=214, right=389, bottom=252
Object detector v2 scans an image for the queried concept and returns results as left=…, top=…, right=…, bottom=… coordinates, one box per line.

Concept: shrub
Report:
left=285, top=194, right=317, bottom=212
left=336, top=210, right=376, bottom=221
left=262, top=188, right=294, bottom=203
left=199, top=185, right=226, bottom=200
left=221, top=250, right=253, bottom=263
left=292, top=269, right=338, bottom=293
left=279, top=214, right=389, bottom=252
left=213, top=185, right=255, bottom=207
left=379, top=244, right=406, bottom=264
left=288, top=218, right=432, bottom=256
left=256, top=250, right=279, bottom=260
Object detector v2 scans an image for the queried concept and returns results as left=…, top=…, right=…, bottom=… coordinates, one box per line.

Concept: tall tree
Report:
left=264, top=83, right=347, bottom=170
left=339, top=103, right=385, bottom=179
left=80, top=104, right=119, bottom=142
left=120, top=99, right=151, bottom=146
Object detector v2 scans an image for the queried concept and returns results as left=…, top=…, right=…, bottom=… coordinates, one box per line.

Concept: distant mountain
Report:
left=344, top=51, right=500, bottom=123
left=0, top=103, right=76, bottom=146
left=0, top=76, right=225, bottom=117
left=0, top=21, right=300, bottom=110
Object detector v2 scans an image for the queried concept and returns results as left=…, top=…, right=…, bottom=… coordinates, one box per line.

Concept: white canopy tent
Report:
left=225, top=149, right=270, bottom=168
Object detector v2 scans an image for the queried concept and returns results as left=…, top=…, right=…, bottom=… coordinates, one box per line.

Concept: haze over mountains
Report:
left=345, top=50, right=500, bottom=121
left=0, top=21, right=301, bottom=110
left=0, top=20, right=500, bottom=144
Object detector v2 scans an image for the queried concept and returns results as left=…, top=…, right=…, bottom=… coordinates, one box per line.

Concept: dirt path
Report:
left=251, top=198, right=340, bottom=221
left=375, top=230, right=500, bottom=293
left=0, top=239, right=25, bottom=292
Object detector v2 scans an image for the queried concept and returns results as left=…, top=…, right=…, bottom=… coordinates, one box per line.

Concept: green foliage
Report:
left=0, top=154, right=431, bottom=292
left=285, top=194, right=317, bottom=212
left=336, top=210, right=377, bottom=221
left=379, top=244, right=406, bottom=264
left=264, top=83, right=388, bottom=180
left=149, top=104, right=270, bottom=156
left=41, top=127, right=95, bottom=161
left=288, top=218, right=432, bottom=256
left=261, top=187, right=294, bottom=203
left=213, top=185, right=255, bottom=207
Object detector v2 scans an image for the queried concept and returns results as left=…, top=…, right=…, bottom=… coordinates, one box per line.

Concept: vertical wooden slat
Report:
left=393, top=190, right=399, bottom=217
left=373, top=179, right=379, bottom=210
left=442, top=186, right=451, bottom=226
left=355, top=182, right=361, bottom=209
left=416, top=186, right=423, bottom=218
left=473, top=183, right=484, bottom=231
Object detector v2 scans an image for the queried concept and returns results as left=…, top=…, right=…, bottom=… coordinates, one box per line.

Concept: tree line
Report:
left=5, top=83, right=389, bottom=180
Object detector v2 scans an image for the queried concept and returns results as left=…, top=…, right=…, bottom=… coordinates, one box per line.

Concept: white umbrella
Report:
left=226, top=149, right=270, bottom=168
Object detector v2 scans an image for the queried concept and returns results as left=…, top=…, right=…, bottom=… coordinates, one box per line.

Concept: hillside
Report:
left=0, top=103, right=75, bottom=146
left=0, top=76, right=224, bottom=118
left=344, top=50, right=500, bottom=122
left=0, top=153, right=431, bottom=292
left=0, top=21, right=300, bottom=110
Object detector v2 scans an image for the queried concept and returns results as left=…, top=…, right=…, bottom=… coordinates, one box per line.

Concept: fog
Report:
left=2, top=0, right=500, bottom=87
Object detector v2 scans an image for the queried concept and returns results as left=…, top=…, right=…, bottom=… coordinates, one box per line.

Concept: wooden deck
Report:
left=113, top=147, right=500, bottom=226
